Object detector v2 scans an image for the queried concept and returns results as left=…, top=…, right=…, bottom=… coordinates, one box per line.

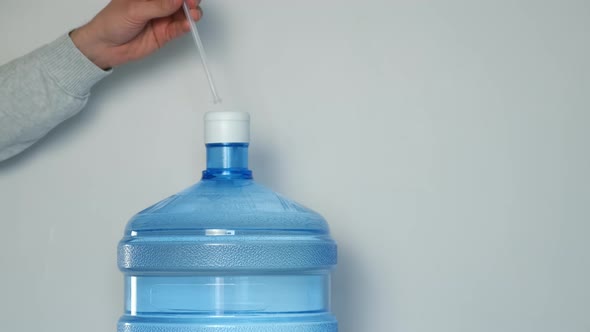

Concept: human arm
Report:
left=0, top=0, right=202, bottom=162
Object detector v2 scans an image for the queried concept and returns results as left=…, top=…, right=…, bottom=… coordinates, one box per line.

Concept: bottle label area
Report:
left=125, top=274, right=330, bottom=315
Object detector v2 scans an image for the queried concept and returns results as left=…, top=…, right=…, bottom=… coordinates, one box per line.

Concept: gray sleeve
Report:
left=0, top=34, right=111, bottom=162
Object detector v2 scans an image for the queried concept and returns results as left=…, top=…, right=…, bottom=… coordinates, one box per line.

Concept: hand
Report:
left=71, top=0, right=202, bottom=70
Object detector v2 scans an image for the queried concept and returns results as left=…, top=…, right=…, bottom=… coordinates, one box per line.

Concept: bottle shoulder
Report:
left=125, top=179, right=330, bottom=235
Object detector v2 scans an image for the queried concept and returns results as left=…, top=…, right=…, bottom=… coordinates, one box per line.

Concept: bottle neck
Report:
left=203, top=143, right=253, bottom=179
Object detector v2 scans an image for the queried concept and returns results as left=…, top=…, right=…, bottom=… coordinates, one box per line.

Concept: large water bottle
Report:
left=118, top=112, right=338, bottom=332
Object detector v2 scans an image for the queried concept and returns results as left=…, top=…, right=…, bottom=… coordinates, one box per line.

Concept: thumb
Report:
left=130, top=0, right=183, bottom=21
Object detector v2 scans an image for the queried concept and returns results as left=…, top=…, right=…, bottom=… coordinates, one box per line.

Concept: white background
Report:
left=1, top=1, right=589, bottom=331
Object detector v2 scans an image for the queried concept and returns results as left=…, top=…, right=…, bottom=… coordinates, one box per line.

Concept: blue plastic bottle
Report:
left=118, top=112, right=338, bottom=332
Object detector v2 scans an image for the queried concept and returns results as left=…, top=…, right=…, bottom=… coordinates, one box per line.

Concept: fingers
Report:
left=166, top=19, right=188, bottom=41
left=171, top=4, right=201, bottom=22
left=185, top=0, right=202, bottom=9
left=129, top=0, right=184, bottom=22
left=189, top=6, right=203, bottom=21
left=165, top=6, right=202, bottom=41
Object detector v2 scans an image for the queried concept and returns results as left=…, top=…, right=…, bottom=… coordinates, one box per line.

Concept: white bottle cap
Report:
left=204, top=111, right=250, bottom=144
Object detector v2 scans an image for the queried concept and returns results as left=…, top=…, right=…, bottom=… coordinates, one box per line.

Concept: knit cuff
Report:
left=37, top=34, right=112, bottom=98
